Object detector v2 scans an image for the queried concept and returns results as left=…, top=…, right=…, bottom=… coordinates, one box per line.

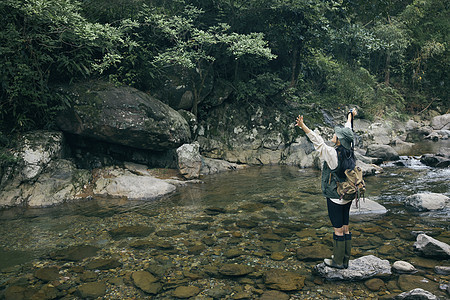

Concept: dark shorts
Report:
left=326, top=198, right=352, bottom=228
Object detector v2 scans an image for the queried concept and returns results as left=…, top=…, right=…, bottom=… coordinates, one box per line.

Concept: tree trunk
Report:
left=384, top=51, right=391, bottom=86
left=290, top=47, right=299, bottom=87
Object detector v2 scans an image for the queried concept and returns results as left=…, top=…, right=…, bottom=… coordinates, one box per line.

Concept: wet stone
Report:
left=187, top=244, right=206, bottom=255
left=85, top=258, right=121, bottom=270
left=155, top=229, right=187, bottom=237
left=219, top=264, right=254, bottom=276
left=364, top=278, right=385, bottom=291
left=202, top=237, right=216, bottom=246
left=262, top=241, right=285, bottom=253
left=129, top=239, right=157, bottom=250
left=224, top=248, right=246, bottom=259
left=236, top=220, right=258, bottom=229
left=270, top=252, right=289, bottom=261
left=296, top=244, right=332, bottom=261
left=108, top=225, right=154, bottom=239
left=34, top=284, right=59, bottom=300
left=264, top=269, right=305, bottom=291
left=272, top=227, right=293, bottom=237
left=397, top=275, right=439, bottom=293
left=380, top=231, right=397, bottom=240
left=173, top=286, right=201, bottom=298
left=260, top=233, right=282, bottom=241
left=77, top=282, right=107, bottom=299
left=435, top=266, right=450, bottom=275
left=204, top=207, right=226, bottom=215
left=260, top=290, right=290, bottom=300
left=35, top=266, right=59, bottom=282
left=80, top=271, right=98, bottom=282
left=50, top=245, right=99, bottom=261
left=207, top=287, right=230, bottom=298
left=132, top=271, right=160, bottom=294
left=186, top=223, right=209, bottom=231
left=239, top=202, right=265, bottom=212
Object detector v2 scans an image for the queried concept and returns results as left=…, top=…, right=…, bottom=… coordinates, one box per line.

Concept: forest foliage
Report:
left=0, top=0, right=448, bottom=133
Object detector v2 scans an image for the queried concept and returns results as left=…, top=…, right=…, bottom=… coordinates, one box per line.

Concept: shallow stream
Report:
left=0, top=154, right=449, bottom=299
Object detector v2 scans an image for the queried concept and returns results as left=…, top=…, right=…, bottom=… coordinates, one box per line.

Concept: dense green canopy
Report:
left=0, top=0, right=448, bottom=132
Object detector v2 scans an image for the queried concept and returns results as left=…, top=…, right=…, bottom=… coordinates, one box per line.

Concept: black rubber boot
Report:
left=343, top=232, right=352, bottom=269
left=324, top=234, right=345, bottom=269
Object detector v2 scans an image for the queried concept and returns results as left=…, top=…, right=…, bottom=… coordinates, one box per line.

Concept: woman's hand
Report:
left=351, top=108, right=357, bottom=117
left=295, top=115, right=311, bottom=134
left=295, top=115, right=304, bottom=128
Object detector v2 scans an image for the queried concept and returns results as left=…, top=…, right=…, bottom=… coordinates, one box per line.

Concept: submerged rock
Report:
left=108, top=225, right=155, bottom=239
left=397, top=275, right=440, bottom=295
left=77, top=282, right=107, bottom=299
left=264, top=269, right=305, bottom=291
left=296, top=244, right=332, bottom=261
left=414, top=234, right=450, bottom=258
left=50, top=245, right=99, bottom=261
left=406, top=193, right=448, bottom=211
left=132, top=271, right=161, bottom=294
left=173, top=286, right=201, bottom=298
left=315, top=255, right=391, bottom=280
left=219, top=264, right=254, bottom=276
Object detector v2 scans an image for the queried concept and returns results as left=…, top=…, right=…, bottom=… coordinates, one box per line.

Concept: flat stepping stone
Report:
left=315, top=255, right=391, bottom=280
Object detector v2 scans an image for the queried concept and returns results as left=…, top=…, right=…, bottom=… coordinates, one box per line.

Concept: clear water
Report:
left=0, top=158, right=449, bottom=298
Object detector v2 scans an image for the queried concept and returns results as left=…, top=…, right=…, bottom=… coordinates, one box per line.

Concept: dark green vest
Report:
left=321, top=160, right=346, bottom=199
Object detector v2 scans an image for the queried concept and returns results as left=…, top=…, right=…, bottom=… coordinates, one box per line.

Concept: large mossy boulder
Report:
left=57, top=81, right=191, bottom=151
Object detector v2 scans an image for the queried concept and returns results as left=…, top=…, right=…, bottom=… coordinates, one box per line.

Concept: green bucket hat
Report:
left=334, top=127, right=354, bottom=150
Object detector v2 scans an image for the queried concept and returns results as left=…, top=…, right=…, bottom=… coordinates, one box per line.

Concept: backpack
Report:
left=336, top=166, right=366, bottom=207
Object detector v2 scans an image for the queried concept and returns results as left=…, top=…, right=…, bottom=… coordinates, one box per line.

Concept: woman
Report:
left=295, top=109, right=357, bottom=269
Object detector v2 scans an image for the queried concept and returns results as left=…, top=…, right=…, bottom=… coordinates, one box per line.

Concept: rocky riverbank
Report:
left=0, top=80, right=448, bottom=208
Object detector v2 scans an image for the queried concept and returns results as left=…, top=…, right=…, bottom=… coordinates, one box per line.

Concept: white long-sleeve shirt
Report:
left=306, top=120, right=353, bottom=205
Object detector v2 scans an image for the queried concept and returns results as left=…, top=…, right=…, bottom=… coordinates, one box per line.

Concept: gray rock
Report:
left=57, top=81, right=191, bottom=151
left=414, top=234, right=450, bottom=258
left=93, top=168, right=176, bottom=200
left=425, top=130, right=450, bottom=141
left=431, top=113, right=450, bottom=130
left=315, top=255, right=391, bottom=280
left=366, top=144, right=400, bottom=161
left=176, top=142, right=202, bottom=179
left=12, top=131, right=64, bottom=183
left=434, top=266, right=450, bottom=275
left=420, top=153, right=450, bottom=168
left=200, top=157, right=245, bottom=175
left=395, top=288, right=438, bottom=300
left=1, top=159, right=90, bottom=208
left=392, top=261, right=417, bottom=274
left=350, top=198, right=387, bottom=216
left=406, top=193, right=448, bottom=211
